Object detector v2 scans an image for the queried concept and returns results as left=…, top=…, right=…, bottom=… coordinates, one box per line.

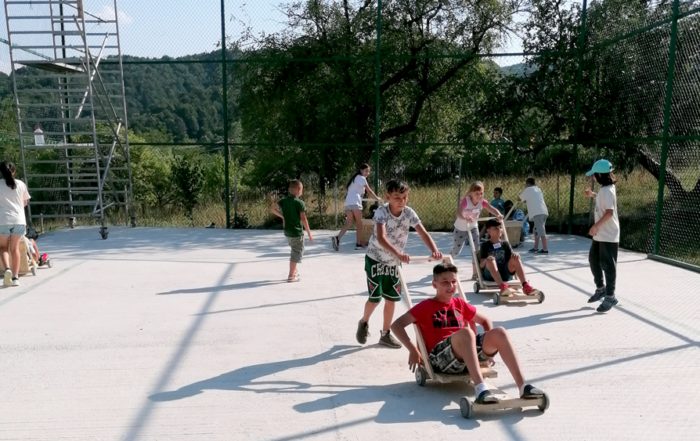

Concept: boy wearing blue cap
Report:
left=584, top=160, right=620, bottom=313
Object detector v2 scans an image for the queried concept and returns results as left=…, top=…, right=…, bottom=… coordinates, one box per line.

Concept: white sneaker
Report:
left=3, top=269, right=11, bottom=287
left=10, top=276, right=19, bottom=287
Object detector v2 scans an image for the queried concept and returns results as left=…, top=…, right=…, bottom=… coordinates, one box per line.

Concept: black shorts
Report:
left=428, top=333, right=498, bottom=374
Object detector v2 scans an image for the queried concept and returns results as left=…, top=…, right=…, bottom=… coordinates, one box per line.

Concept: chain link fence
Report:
left=2, top=1, right=699, bottom=268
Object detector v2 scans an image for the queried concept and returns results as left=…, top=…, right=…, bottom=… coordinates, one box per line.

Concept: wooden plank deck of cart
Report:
left=398, top=255, right=550, bottom=418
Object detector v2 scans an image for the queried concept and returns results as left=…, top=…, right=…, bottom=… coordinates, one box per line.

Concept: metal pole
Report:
left=568, top=0, right=589, bottom=234
left=113, top=0, right=135, bottom=227
left=654, top=0, right=680, bottom=255
left=374, top=0, right=382, bottom=193
left=334, top=180, right=338, bottom=229
left=4, top=1, right=33, bottom=234
left=221, top=0, right=231, bottom=229
left=456, top=157, right=463, bottom=211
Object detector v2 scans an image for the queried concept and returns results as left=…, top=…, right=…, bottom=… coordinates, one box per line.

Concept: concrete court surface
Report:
left=1, top=227, right=699, bottom=441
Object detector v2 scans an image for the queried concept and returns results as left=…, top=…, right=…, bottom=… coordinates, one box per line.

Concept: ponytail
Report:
left=0, top=162, right=16, bottom=190
left=346, top=163, right=370, bottom=190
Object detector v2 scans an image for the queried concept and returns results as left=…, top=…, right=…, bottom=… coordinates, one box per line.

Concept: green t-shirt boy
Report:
left=278, top=195, right=306, bottom=237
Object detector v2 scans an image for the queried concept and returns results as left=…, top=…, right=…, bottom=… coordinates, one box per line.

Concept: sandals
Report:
left=521, top=384, right=544, bottom=399
left=287, top=272, right=300, bottom=283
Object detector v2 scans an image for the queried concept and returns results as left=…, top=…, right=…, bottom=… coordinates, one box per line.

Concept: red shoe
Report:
left=499, top=283, right=513, bottom=296
left=523, top=282, right=541, bottom=296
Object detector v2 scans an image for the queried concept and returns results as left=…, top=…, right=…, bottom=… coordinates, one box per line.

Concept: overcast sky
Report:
left=2, top=1, right=583, bottom=74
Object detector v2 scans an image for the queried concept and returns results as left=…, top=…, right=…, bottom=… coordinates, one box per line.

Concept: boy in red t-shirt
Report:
left=391, top=263, right=545, bottom=404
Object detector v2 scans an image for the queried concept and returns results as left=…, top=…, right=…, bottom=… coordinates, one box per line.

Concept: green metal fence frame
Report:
left=82, top=1, right=700, bottom=269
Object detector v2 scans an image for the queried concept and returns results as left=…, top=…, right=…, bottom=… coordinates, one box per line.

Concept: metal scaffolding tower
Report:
left=3, top=0, right=134, bottom=239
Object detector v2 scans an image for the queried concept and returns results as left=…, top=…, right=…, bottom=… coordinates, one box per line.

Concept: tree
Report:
left=231, top=0, right=526, bottom=190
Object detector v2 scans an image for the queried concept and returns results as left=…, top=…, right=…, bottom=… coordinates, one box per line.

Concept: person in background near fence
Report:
left=451, top=181, right=503, bottom=279
left=584, top=160, right=620, bottom=313
left=391, top=263, right=546, bottom=404
left=356, top=180, right=442, bottom=349
left=519, top=177, right=550, bottom=254
left=0, top=162, right=31, bottom=287
left=269, top=179, right=313, bottom=283
left=490, top=187, right=505, bottom=214
left=332, top=164, right=382, bottom=251
left=503, top=200, right=529, bottom=245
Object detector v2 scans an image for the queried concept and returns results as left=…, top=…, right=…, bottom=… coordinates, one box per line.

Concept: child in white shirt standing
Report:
left=584, top=160, right=620, bottom=313
left=519, top=177, right=550, bottom=254
left=451, top=181, right=503, bottom=279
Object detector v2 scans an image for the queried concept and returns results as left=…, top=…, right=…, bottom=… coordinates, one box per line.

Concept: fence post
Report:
left=221, top=0, right=231, bottom=229
left=374, top=0, right=382, bottom=193
left=569, top=0, right=588, bottom=234
left=456, top=157, right=463, bottom=211
left=334, top=180, right=338, bottom=228
left=654, top=0, right=680, bottom=255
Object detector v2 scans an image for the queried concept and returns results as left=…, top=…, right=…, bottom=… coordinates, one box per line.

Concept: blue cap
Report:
left=586, top=159, right=613, bottom=177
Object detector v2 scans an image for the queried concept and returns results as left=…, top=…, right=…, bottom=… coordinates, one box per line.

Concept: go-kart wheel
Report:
left=473, top=282, right=480, bottom=294
left=493, top=293, right=500, bottom=305
left=415, top=367, right=427, bottom=387
left=47, top=259, right=53, bottom=268
left=460, top=396, right=473, bottom=419
left=538, top=292, right=545, bottom=303
left=31, top=266, right=37, bottom=276
left=538, top=392, right=550, bottom=412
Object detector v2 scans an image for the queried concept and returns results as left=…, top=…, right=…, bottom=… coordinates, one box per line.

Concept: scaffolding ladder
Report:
left=3, top=0, right=135, bottom=239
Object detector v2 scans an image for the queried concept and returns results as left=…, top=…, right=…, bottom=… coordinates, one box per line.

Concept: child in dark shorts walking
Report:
left=356, top=180, right=442, bottom=348
left=391, top=263, right=545, bottom=404
left=270, top=180, right=314, bottom=282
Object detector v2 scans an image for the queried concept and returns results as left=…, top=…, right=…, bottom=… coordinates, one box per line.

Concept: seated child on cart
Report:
left=391, top=263, right=545, bottom=404
left=480, top=219, right=541, bottom=297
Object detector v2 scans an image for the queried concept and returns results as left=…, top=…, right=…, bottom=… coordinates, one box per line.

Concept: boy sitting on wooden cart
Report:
left=391, top=263, right=545, bottom=404
left=481, top=219, right=542, bottom=297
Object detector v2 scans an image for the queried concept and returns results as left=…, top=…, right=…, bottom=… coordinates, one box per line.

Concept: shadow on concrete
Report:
left=157, top=280, right=289, bottom=295
left=150, top=345, right=543, bottom=432
left=195, top=292, right=366, bottom=316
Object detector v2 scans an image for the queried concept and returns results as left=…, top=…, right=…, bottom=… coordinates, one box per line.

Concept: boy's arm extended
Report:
left=376, top=224, right=409, bottom=262
left=414, top=224, right=443, bottom=260
left=472, top=310, right=493, bottom=332
left=300, top=212, right=314, bottom=242
left=391, top=312, right=422, bottom=372
left=484, top=202, right=503, bottom=220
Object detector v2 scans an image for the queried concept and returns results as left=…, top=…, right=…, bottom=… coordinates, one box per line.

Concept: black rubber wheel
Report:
left=460, top=397, right=473, bottom=419
left=415, top=367, right=427, bottom=387
left=493, top=293, right=500, bottom=305
left=473, top=282, right=480, bottom=294
left=538, top=292, right=545, bottom=304
left=538, top=392, right=550, bottom=412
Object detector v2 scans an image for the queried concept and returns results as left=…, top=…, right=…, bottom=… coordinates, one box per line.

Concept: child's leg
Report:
left=0, top=235, right=9, bottom=270
left=351, top=209, right=364, bottom=245
left=508, top=253, right=527, bottom=283
left=9, top=234, right=21, bottom=277
left=449, top=328, right=486, bottom=385
left=484, top=258, right=504, bottom=285
left=288, top=261, right=298, bottom=278
left=599, top=242, right=619, bottom=297
left=449, top=229, right=469, bottom=259
left=481, top=327, right=525, bottom=391
left=588, top=241, right=605, bottom=289
left=288, top=236, right=304, bottom=278
left=533, top=233, right=540, bottom=249
left=363, top=300, right=380, bottom=323
left=382, top=300, right=396, bottom=332
left=336, top=210, right=356, bottom=240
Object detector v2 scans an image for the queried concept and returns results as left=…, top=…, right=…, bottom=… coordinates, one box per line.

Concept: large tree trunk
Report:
left=637, top=149, right=698, bottom=201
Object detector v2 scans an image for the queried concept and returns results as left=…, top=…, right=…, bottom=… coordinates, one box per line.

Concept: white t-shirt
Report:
left=519, top=186, right=549, bottom=220
left=0, top=179, right=30, bottom=226
left=593, top=185, right=620, bottom=243
left=454, top=197, right=488, bottom=231
left=344, top=175, right=368, bottom=207
left=367, top=204, right=421, bottom=265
